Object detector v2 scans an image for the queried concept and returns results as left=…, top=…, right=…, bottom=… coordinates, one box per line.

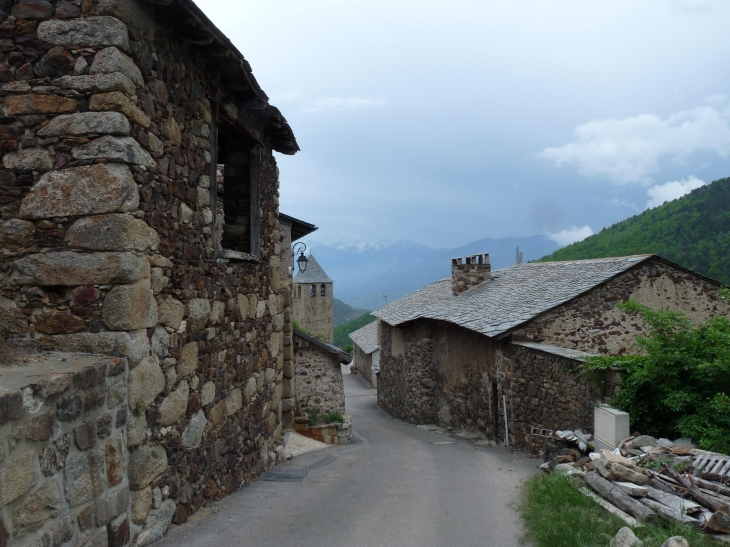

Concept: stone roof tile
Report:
left=293, top=254, right=333, bottom=284
left=372, top=255, right=652, bottom=338
left=349, top=320, right=379, bottom=354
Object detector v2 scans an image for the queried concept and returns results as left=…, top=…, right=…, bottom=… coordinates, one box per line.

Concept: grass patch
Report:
left=306, top=410, right=344, bottom=425
left=518, top=472, right=721, bottom=547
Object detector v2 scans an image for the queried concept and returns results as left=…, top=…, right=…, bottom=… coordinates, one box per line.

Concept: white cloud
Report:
left=302, top=97, right=386, bottom=113
left=547, top=225, right=594, bottom=247
left=540, top=99, right=730, bottom=185
left=645, top=175, right=705, bottom=209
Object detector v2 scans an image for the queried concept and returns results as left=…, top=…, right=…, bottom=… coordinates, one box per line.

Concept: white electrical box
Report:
left=594, top=406, right=630, bottom=451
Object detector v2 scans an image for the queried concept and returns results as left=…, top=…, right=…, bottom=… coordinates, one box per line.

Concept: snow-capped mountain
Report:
left=295, top=235, right=559, bottom=311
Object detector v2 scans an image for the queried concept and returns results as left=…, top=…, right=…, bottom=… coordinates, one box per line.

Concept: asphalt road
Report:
left=159, top=369, right=538, bottom=547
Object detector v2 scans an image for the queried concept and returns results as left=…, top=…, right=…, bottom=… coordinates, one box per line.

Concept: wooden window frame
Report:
left=209, top=105, right=262, bottom=262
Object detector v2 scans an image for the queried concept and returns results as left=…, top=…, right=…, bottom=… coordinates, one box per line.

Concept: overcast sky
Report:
left=196, top=0, right=730, bottom=248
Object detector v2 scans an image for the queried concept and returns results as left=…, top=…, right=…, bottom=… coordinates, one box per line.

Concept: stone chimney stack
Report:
left=452, top=253, right=491, bottom=296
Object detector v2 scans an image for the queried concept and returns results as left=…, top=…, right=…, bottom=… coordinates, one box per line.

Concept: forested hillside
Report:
left=334, top=313, right=376, bottom=349
left=334, top=298, right=370, bottom=327
left=539, top=177, right=730, bottom=284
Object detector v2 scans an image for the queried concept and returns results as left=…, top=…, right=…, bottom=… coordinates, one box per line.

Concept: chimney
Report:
left=451, top=253, right=491, bottom=296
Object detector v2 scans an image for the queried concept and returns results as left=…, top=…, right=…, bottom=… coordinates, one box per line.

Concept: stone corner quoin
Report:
left=0, top=2, right=297, bottom=547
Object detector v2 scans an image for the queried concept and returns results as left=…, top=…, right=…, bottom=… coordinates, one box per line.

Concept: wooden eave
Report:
left=142, top=0, right=300, bottom=155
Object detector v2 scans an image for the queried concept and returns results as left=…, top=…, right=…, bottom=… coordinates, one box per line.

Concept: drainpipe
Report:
left=503, top=395, right=509, bottom=447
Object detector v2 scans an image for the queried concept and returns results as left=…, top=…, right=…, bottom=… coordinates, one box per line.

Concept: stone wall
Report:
left=0, top=355, right=132, bottom=547
left=429, top=320, right=610, bottom=453
left=0, top=0, right=292, bottom=543
left=293, top=340, right=344, bottom=417
left=378, top=319, right=613, bottom=455
left=350, top=344, right=375, bottom=388
left=511, top=258, right=729, bottom=355
left=292, top=280, right=333, bottom=343
left=377, top=321, right=436, bottom=424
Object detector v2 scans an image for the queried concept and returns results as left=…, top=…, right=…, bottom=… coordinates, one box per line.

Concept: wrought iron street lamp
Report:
left=292, top=242, right=308, bottom=273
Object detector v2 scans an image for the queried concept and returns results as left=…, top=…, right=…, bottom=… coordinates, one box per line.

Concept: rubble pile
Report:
left=541, top=432, right=730, bottom=540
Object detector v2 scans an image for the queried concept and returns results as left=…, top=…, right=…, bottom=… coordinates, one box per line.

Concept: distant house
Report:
left=294, top=328, right=352, bottom=416
left=372, top=253, right=729, bottom=453
left=293, top=254, right=335, bottom=343
left=349, top=320, right=380, bottom=388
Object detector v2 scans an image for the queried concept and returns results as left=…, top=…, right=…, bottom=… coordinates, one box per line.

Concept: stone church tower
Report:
left=293, top=254, right=334, bottom=343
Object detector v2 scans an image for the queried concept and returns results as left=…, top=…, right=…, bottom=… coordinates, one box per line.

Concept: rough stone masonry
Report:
left=0, top=0, right=299, bottom=544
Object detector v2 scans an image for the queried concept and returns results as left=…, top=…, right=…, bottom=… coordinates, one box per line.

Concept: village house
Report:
left=372, top=253, right=729, bottom=454
left=349, top=320, right=379, bottom=388
left=0, top=0, right=308, bottom=545
left=293, top=328, right=351, bottom=417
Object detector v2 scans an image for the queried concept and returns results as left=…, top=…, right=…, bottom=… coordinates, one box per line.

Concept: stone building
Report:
left=372, top=254, right=729, bottom=454
left=277, top=213, right=317, bottom=430
left=349, top=320, right=379, bottom=388
left=292, top=254, right=333, bottom=343
left=293, top=328, right=351, bottom=417
left=0, top=0, right=304, bottom=544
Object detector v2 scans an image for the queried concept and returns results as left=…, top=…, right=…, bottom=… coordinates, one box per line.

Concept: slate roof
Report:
left=293, top=329, right=352, bottom=364
left=349, top=321, right=379, bottom=354
left=293, top=254, right=333, bottom=284
left=372, top=255, right=654, bottom=338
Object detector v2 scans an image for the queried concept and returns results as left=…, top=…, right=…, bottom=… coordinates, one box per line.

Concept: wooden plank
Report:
left=248, top=146, right=261, bottom=258
left=645, top=485, right=702, bottom=514
left=578, top=487, right=641, bottom=527
left=614, top=482, right=648, bottom=497
left=640, top=498, right=701, bottom=528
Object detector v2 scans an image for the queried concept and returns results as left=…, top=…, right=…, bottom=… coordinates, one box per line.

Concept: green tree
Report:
left=583, top=301, right=730, bottom=453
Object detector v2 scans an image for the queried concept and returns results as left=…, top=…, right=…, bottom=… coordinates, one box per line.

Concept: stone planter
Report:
left=294, top=415, right=352, bottom=445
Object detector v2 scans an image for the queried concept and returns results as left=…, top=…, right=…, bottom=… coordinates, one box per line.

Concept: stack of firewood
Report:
left=541, top=434, right=730, bottom=537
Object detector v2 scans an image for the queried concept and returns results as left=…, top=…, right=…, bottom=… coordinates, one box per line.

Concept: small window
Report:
left=320, top=284, right=326, bottom=296
left=297, top=285, right=301, bottom=298
left=310, top=284, right=316, bottom=297
left=212, top=119, right=261, bottom=258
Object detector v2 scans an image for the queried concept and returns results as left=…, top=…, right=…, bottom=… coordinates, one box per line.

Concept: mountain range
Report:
left=303, top=235, right=559, bottom=310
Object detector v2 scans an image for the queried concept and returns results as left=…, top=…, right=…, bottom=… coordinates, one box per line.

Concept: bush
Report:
left=582, top=300, right=730, bottom=453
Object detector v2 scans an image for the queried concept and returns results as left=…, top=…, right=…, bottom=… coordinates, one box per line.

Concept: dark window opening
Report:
left=320, top=284, right=326, bottom=296
left=213, top=119, right=260, bottom=257
left=310, top=284, right=316, bottom=297
left=297, top=285, right=301, bottom=298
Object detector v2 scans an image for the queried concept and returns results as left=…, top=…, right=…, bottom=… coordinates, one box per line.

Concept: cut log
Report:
left=578, top=486, right=641, bottom=528
left=585, top=472, right=657, bottom=522
left=644, top=485, right=702, bottom=514
left=614, top=481, right=648, bottom=497
left=694, top=477, right=730, bottom=498
left=650, top=476, right=681, bottom=495
left=640, top=498, right=701, bottom=528
left=704, top=507, right=730, bottom=534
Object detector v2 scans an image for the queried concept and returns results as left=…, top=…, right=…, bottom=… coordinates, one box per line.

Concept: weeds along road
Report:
left=159, top=371, right=538, bottom=547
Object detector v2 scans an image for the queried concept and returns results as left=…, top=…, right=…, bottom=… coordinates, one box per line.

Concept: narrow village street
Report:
left=159, top=371, right=538, bottom=547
